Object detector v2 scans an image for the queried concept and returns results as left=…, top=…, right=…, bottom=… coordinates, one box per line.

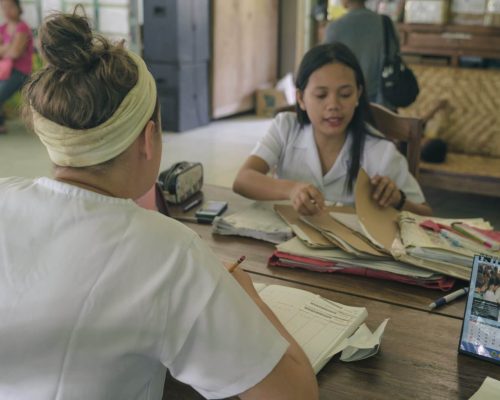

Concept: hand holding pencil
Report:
left=228, top=255, right=246, bottom=273
left=226, top=256, right=260, bottom=299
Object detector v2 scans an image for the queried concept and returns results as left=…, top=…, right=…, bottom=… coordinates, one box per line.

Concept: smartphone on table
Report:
left=195, top=201, right=228, bottom=222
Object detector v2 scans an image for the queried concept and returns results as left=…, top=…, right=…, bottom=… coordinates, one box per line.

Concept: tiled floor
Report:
left=0, top=115, right=271, bottom=188
left=1, top=115, right=499, bottom=227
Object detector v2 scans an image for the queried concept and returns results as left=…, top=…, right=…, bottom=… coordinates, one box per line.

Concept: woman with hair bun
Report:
left=0, top=0, right=33, bottom=133
left=0, top=9, right=317, bottom=400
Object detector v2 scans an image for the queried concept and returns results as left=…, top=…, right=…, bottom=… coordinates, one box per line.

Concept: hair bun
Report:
left=40, top=12, right=101, bottom=71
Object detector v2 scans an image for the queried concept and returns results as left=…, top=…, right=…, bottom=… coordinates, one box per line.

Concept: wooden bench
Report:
left=414, top=100, right=500, bottom=197
left=419, top=153, right=500, bottom=197
left=399, top=65, right=500, bottom=198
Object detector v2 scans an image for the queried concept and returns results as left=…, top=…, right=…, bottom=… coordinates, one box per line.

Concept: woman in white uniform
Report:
left=0, top=10, right=317, bottom=400
left=234, top=43, right=431, bottom=216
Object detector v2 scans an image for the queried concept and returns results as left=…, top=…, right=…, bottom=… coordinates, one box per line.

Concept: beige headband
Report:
left=32, top=51, right=157, bottom=167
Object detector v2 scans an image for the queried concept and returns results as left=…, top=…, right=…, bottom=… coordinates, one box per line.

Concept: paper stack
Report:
left=270, top=168, right=490, bottom=285
left=274, top=203, right=340, bottom=249
left=212, top=202, right=293, bottom=244
left=300, top=211, right=389, bottom=259
left=396, top=212, right=500, bottom=280
left=254, top=283, right=389, bottom=372
left=346, top=169, right=498, bottom=281
left=269, top=236, right=454, bottom=290
left=469, top=377, right=500, bottom=400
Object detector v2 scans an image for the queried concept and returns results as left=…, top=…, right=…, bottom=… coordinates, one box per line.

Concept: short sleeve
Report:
left=250, top=113, right=292, bottom=169
left=15, top=22, right=30, bottom=34
left=162, top=238, right=289, bottom=399
left=375, top=141, right=426, bottom=204
left=0, top=24, right=7, bottom=42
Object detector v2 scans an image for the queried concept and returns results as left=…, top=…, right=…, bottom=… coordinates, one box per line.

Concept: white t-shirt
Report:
left=0, top=177, right=288, bottom=400
left=251, top=112, right=425, bottom=205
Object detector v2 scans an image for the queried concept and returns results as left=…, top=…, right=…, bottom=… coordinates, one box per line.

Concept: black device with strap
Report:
left=158, top=161, right=203, bottom=204
left=381, top=15, right=419, bottom=108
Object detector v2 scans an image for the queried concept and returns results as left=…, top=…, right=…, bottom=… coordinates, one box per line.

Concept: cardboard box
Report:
left=149, top=62, right=210, bottom=132
left=404, top=0, right=448, bottom=24
left=255, top=89, right=289, bottom=118
left=144, top=0, right=209, bottom=63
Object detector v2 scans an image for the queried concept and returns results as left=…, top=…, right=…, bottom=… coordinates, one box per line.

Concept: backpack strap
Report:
left=381, top=15, right=398, bottom=60
left=382, top=15, right=391, bottom=59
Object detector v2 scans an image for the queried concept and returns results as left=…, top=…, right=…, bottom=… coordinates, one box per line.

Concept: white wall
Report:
left=279, top=0, right=315, bottom=77
left=2, top=0, right=139, bottom=49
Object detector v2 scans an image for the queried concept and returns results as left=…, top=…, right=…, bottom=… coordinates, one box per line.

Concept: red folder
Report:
left=269, top=251, right=455, bottom=291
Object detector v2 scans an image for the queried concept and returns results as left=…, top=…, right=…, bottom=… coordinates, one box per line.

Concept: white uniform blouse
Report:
left=251, top=112, right=425, bottom=205
left=0, top=177, right=288, bottom=400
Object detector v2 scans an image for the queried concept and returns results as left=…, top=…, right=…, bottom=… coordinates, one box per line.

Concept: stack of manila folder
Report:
left=274, top=169, right=499, bottom=283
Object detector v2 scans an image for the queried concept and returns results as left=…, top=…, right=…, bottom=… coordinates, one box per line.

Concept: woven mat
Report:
left=420, top=153, right=500, bottom=178
left=399, top=65, right=500, bottom=158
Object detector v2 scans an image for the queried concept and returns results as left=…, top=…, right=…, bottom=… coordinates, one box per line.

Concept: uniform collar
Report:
left=323, top=133, right=352, bottom=185
left=293, top=124, right=353, bottom=186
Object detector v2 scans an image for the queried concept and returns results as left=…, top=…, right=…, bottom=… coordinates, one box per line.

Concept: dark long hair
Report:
left=295, top=42, right=375, bottom=193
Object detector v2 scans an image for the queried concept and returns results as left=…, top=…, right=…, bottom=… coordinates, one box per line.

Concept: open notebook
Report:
left=255, top=284, right=368, bottom=373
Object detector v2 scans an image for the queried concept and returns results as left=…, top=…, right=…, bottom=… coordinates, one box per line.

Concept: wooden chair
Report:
left=369, top=103, right=423, bottom=178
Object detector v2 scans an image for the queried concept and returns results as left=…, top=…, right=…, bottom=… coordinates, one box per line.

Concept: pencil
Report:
left=228, top=255, right=246, bottom=273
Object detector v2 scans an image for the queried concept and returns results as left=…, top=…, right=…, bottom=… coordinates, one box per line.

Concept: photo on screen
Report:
left=459, top=256, right=500, bottom=365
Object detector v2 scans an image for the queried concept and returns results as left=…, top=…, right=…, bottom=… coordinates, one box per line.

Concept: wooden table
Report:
left=163, top=186, right=500, bottom=399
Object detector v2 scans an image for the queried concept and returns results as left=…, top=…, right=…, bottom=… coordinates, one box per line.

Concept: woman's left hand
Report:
left=370, top=175, right=402, bottom=208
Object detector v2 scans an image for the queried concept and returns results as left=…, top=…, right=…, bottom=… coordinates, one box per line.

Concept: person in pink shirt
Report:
left=0, top=0, right=33, bottom=133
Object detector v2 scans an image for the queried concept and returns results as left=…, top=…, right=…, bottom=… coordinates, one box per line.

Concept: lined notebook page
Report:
left=258, top=285, right=367, bottom=373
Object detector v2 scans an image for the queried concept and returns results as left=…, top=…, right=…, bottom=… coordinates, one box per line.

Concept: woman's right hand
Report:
left=289, top=182, right=325, bottom=215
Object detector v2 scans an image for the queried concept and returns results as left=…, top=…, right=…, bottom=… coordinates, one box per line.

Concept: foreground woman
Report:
left=0, top=9, right=317, bottom=400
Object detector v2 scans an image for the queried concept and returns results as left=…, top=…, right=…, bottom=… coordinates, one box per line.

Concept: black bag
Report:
left=381, top=15, right=419, bottom=108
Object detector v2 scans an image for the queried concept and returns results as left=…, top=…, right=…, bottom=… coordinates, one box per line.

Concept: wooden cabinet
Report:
left=211, top=0, right=279, bottom=119
left=398, top=23, right=500, bottom=66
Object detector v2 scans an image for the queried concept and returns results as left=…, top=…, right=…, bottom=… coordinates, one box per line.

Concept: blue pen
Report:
left=429, top=287, right=469, bottom=310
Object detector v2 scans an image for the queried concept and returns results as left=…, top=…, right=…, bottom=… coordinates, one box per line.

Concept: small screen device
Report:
left=195, top=201, right=228, bottom=222
left=459, top=255, right=500, bottom=365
